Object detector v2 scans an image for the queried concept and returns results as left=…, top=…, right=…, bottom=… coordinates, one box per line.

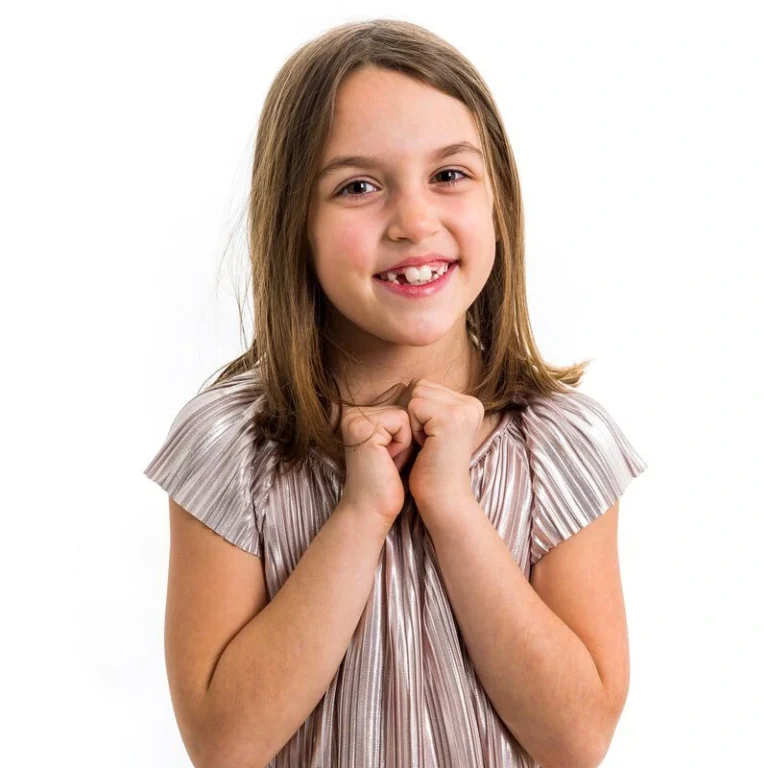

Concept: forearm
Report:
left=425, top=497, right=608, bottom=768
left=202, top=500, right=391, bottom=768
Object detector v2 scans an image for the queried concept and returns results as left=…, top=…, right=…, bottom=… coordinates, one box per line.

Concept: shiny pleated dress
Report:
left=144, top=366, right=647, bottom=767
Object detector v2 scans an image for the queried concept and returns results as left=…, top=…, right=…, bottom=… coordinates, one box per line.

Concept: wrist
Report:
left=414, top=488, right=477, bottom=533
left=335, top=497, right=395, bottom=541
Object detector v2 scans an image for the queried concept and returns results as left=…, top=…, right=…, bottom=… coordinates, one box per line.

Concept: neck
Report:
left=326, top=310, right=483, bottom=407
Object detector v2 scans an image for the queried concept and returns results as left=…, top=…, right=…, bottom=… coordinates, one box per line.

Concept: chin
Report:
left=383, top=324, right=456, bottom=347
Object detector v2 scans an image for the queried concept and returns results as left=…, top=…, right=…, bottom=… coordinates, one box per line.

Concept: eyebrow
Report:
left=316, top=140, right=484, bottom=183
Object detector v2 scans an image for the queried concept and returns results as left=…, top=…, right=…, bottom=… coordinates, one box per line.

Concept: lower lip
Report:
left=372, top=262, right=458, bottom=298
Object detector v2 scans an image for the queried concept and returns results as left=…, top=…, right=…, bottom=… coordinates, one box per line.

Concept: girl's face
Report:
left=307, top=67, right=497, bottom=351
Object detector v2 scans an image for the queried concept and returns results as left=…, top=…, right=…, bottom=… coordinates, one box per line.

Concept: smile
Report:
left=372, top=261, right=458, bottom=298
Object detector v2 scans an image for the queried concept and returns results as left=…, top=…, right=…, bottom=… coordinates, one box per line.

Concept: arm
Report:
left=167, top=498, right=391, bottom=768
left=424, top=495, right=624, bottom=768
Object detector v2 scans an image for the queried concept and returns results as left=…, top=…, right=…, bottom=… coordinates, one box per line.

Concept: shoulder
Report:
left=144, top=367, right=280, bottom=556
left=167, top=367, right=266, bottom=431
left=520, top=388, right=639, bottom=459
left=517, top=388, right=647, bottom=564
left=152, top=368, right=273, bottom=480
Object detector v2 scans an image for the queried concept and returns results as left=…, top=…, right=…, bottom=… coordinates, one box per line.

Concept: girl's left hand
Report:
left=400, top=378, right=485, bottom=524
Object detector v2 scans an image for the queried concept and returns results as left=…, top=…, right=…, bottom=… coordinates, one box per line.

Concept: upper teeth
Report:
left=381, top=263, right=450, bottom=284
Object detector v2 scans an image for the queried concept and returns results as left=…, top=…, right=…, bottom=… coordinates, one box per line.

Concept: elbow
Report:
left=565, top=719, right=613, bottom=768
left=574, top=739, right=610, bottom=768
left=540, top=741, right=608, bottom=768
left=511, top=683, right=620, bottom=768
left=196, top=746, right=268, bottom=768
left=537, top=749, right=603, bottom=768
left=195, top=735, right=270, bottom=768
left=201, top=758, right=267, bottom=768
left=557, top=713, right=616, bottom=768
left=515, top=729, right=608, bottom=768
left=188, top=718, right=269, bottom=768
left=536, top=716, right=613, bottom=768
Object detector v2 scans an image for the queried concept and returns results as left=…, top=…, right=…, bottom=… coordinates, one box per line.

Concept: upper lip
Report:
left=376, top=253, right=457, bottom=274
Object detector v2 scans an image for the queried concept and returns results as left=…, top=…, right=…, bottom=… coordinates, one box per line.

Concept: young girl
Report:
left=145, top=19, right=647, bottom=768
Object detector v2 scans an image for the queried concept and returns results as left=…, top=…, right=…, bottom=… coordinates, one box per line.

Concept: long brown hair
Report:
left=205, top=18, right=590, bottom=475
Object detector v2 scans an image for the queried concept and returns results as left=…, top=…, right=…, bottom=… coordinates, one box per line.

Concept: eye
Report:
left=334, top=168, right=469, bottom=199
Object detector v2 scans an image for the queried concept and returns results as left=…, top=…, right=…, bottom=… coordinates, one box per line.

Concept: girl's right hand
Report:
left=337, top=382, right=415, bottom=527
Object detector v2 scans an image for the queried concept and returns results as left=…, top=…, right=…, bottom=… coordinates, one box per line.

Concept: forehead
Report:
left=321, top=68, right=482, bottom=161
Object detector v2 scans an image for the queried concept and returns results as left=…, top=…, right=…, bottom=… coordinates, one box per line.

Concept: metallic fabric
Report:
left=145, top=367, right=647, bottom=766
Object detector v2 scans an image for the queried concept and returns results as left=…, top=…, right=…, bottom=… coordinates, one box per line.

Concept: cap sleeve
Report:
left=520, top=390, right=648, bottom=566
left=143, top=370, right=275, bottom=558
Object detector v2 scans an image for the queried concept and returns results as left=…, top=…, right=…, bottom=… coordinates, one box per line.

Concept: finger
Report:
left=382, top=408, right=412, bottom=457
left=405, top=395, right=427, bottom=447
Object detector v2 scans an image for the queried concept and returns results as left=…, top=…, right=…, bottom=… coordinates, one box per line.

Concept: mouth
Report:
left=374, top=260, right=454, bottom=284
left=372, top=261, right=458, bottom=298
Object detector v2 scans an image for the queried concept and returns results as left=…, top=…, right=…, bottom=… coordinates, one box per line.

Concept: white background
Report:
left=2, top=1, right=766, bottom=765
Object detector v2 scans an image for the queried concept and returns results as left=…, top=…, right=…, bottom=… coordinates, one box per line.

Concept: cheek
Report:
left=326, top=220, right=375, bottom=276
left=459, top=212, right=496, bottom=262
left=462, top=199, right=495, bottom=237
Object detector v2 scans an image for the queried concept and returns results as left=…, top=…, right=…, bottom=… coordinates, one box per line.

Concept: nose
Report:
left=386, top=185, right=441, bottom=242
